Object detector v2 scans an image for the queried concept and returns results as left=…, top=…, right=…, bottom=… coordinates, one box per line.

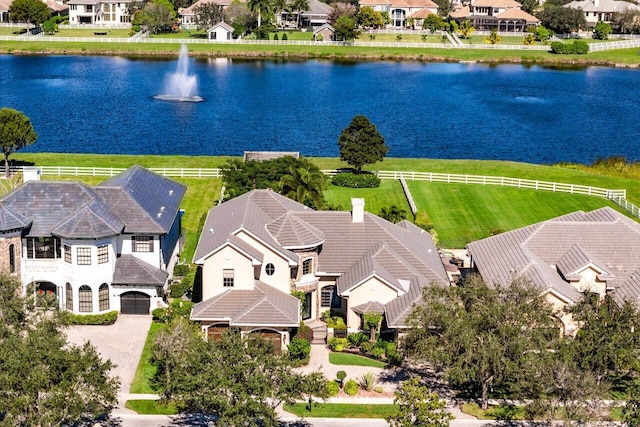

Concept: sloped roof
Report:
left=566, top=0, right=640, bottom=12
left=556, top=244, right=612, bottom=280
left=472, top=0, right=521, bottom=7
left=468, top=207, right=640, bottom=306
left=181, top=0, right=236, bottom=15
left=208, top=21, right=234, bottom=32
left=304, top=0, right=332, bottom=16
left=0, top=0, right=12, bottom=10
left=0, top=203, right=31, bottom=233
left=51, top=199, right=124, bottom=239
left=266, top=211, right=325, bottom=249
left=352, top=300, right=385, bottom=314
left=191, top=281, right=299, bottom=326
left=450, top=5, right=470, bottom=18
left=112, top=254, right=168, bottom=285
left=313, top=23, right=335, bottom=34
left=496, top=7, right=539, bottom=21
left=411, top=7, right=438, bottom=18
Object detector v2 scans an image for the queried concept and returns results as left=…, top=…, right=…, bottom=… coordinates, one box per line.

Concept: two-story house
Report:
left=0, top=166, right=186, bottom=315
left=450, top=0, right=539, bottom=31
left=359, top=0, right=439, bottom=28
left=565, top=0, right=640, bottom=29
left=191, top=189, right=449, bottom=351
left=66, top=0, right=140, bottom=24
left=467, top=207, right=640, bottom=335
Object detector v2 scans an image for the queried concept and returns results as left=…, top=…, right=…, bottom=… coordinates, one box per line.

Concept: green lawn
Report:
left=329, top=352, right=387, bottom=368
left=130, top=322, right=164, bottom=394
left=284, top=402, right=398, bottom=418
left=410, top=181, right=620, bottom=248
left=125, top=399, right=178, bottom=415
left=324, top=180, right=412, bottom=218
left=50, top=29, right=132, bottom=38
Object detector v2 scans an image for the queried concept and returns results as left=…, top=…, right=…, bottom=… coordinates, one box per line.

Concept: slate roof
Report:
left=467, top=207, right=640, bottom=306
left=0, top=203, right=32, bottom=233
left=191, top=281, right=300, bottom=326
left=195, top=189, right=449, bottom=328
left=266, top=212, right=325, bottom=249
left=112, top=255, right=168, bottom=285
left=1, top=166, right=186, bottom=239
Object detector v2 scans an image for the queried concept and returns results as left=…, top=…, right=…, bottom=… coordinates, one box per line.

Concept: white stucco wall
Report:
left=345, top=277, right=398, bottom=331
left=201, top=245, right=255, bottom=301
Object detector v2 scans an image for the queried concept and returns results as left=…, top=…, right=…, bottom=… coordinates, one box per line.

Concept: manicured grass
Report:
left=125, top=399, right=178, bottom=415
left=284, top=402, right=398, bottom=418
left=409, top=181, right=621, bottom=248
left=324, top=180, right=412, bottom=218
left=329, top=352, right=387, bottom=368
left=130, top=322, right=164, bottom=394
left=50, top=29, right=132, bottom=38
left=461, top=402, right=526, bottom=420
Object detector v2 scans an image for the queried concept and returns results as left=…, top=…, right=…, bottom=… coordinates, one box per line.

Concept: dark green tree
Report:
left=338, top=115, right=388, bottom=172
left=0, top=107, right=38, bottom=178
left=193, top=2, right=225, bottom=31
left=357, top=6, right=385, bottom=29
left=433, top=0, right=454, bottom=17
left=537, top=5, right=586, bottom=34
left=0, top=274, right=119, bottom=425
left=423, top=14, right=447, bottom=31
left=333, top=14, right=360, bottom=41
left=379, top=205, right=408, bottom=224
left=517, top=0, right=538, bottom=13
left=386, top=377, right=453, bottom=427
left=9, top=0, right=50, bottom=30
left=624, top=389, right=640, bottom=427
left=405, top=274, right=560, bottom=409
left=593, top=21, right=612, bottom=39
left=153, top=320, right=327, bottom=426
left=134, top=0, right=175, bottom=34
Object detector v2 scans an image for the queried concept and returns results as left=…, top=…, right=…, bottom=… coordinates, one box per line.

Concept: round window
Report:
left=265, top=263, right=275, bottom=276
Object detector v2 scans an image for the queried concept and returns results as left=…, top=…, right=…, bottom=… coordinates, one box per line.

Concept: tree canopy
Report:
left=133, top=0, right=176, bottom=34
left=153, top=319, right=326, bottom=426
left=9, top=0, right=50, bottom=28
left=537, top=5, right=586, bottom=34
left=386, top=377, right=453, bottom=427
left=193, top=2, right=225, bottom=31
left=0, top=275, right=119, bottom=425
left=0, top=107, right=38, bottom=178
left=338, top=115, right=388, bottom=172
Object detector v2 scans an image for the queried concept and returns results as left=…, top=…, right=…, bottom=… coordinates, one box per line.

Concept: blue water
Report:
left=1, top=55, right=639, bottom=164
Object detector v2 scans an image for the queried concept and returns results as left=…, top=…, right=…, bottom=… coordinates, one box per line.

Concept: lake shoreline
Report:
left=1, top=43, right=639, bottom=68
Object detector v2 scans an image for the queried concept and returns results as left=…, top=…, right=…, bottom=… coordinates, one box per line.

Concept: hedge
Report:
left=66, top=310, right=118, bottom=325
left=550, top=40, right=589, bottom=54
left=331, top=172, right=381, bottom=188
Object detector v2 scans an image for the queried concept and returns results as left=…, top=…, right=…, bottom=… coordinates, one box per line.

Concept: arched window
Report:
left=79, top=285, right=92, bottom=313
left=9, top=244, right=15, bottom=273
left=99, top=283, right=110, bottom=311
left=302, top=258, right=313, bottom=275
left=321, top=285, right=340, bottom=308
left=66, top=283, right=73, bottom=310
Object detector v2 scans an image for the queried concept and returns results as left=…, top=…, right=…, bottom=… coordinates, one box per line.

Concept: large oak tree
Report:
left=0, top=107, right=38, bottom=178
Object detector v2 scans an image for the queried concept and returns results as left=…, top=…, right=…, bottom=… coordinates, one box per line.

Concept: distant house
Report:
left=208, top=21, right=234, bottom=41
left=1, top=0, right=68, bottom=23
left=279, top=0, right=331, bottom=29
left=467, top=207, right=640, bottom=334
left=313, top=23, right=335, bottom=41
left=0, top=166, right=186, bottom=315
left=358, top=0, right=439, bottom=28
left=565, top=0, right=640, bottom=28
left=0, top=0, right=10, bottom=23
left=451, top=0, right=539, bottom=31
left=191, top=189, right=449, bottom=350
left=180, top=0, right=236, bottom=26
left=67, top=0, right=139, bottom=24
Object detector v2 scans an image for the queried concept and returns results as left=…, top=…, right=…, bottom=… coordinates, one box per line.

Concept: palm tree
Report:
left=271, top=0, right=288, bottom=27
left=291, top=0, right=309, bottom=29
left=456, top=19, right=475, bottom=39
left=379, top=205, right=407, bottom=224
left=248, top=0, right=271, bottom=27
left=278, top=165, right=326, bottom=209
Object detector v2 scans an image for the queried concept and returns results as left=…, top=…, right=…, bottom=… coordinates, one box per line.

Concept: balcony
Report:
left=24, top=259, right=59, bottom=274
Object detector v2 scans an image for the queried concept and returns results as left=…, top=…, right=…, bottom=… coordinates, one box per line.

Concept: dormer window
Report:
left=302, top=258, right=313, bottom=275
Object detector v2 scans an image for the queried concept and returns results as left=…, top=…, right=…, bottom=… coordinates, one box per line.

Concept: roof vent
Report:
left=209, top=228, right=214, bottom=234
left=157, top=212, right=162, bottom=218
left=160, top=206, right=165, bottom=211
left=169, top=189, right=174, bottom=195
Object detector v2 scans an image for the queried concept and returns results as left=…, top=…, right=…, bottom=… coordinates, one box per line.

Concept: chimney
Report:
left=351, top=198, right=365, bottom=223
left=22, top=166, right=41, bottom=182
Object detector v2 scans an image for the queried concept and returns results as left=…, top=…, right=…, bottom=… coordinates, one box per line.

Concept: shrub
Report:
left=386, top=348, right=404, bottom=366
left=414, top=210, right=433, bottom=232
left=550, top=41, right=568, bottom=54
left=328, top=337, right=349, bottom=352
left=282, top=33, right=288, bottom=40
left=173, top=263, right=190, bottom=277
left=336, top=370, right=347, bottom=383
left=550, top=41, right=589, bottom=54
left=593, top=21, right=611, bottom=40
left=288, top=337, right=311, bottom=362
left=358, top=372, right=377, bottom=391
left=152, top=307, right=169, bottom=323
left=370, top=346, right=385, bottom=360
left=347, top=332, right=368, bottom=347
left=65, top=310, right=118, bottom=325
left=273, top=33, right=279, bottom=41
left=331, top=172, right=380, bottom=188
left=170, top=267, right=195, bottom=298
left=573, top=40, right=589, bottom=54
left=325, top=380, right=340, bottom=396
left=374, top=386, right=384, bottom=393
left=327, top=316, right=347, bottom=330
left=316, top=34, right=323, bottom=41
left=344, top=379, right=359, bottom=395
left=154, top=300, right=194, bottom=323
left=295, top=322, right=313, bottom=342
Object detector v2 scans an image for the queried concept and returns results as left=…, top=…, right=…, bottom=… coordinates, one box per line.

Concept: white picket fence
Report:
left=589, top=39, right=640, bottom=52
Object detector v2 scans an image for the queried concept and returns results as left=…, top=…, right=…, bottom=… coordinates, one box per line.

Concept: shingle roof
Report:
left=191, top=281, right=300, bottom=326
left=112, top=254, right=168, bottom=285
left=0, top=203, right=31, bottom=233
left=467, top=207, right=640, bottom=306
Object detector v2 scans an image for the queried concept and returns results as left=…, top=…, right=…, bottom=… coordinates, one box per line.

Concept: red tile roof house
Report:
left=467, top=207, right=640, bottom=335
left=0, top=166, right=186, bottom=315
left=191, top=189, right=449, bottom=351
left=359, top=0, right=439, bottom=28
left=450, top=0, right=539, bottom=31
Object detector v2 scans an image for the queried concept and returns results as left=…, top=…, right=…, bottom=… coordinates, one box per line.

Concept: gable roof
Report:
left=191, top=281, right=300, bottom=326
left=208, top=21, right=234, bottom=32
left=467, top=207, right=640, bottom=306
left=313, top=23, right=335, bottom=34
left=112, top=254, right=168, bottom=285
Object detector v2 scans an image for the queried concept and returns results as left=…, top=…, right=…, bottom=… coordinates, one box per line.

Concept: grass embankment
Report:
left=125, top=399, right=177, bottom=415
left=461, top=402, right=623, bottom=422
left=284, top=403, right=398, bottom=418
left=1, top=39, right=639, bottom=65
left=130, top=322, right=163, bottom=394
left=329, top=352, right=387, bottom=368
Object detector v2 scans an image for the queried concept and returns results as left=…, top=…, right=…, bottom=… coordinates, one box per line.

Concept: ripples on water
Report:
left=0, top=55, right=639, bottom=164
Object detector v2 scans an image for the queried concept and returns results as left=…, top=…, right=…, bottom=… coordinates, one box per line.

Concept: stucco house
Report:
left=180, top=0, right=235, bottom=26
left=565, top=0, right=640, bottom=28
left=0, top=166, right=186, bottom=315
left=451, top=0, right=539, bottom=31
left=359, top=0, right=439, bottom=27
left=191, top=189, right=449, bottom=350
left=208, top=21, right=234, bottom=41
left=1, top=0, right=68, bottom=23
left=66, top=0, right=139, bottom=24
left=467, top=207, right=640, bottom=335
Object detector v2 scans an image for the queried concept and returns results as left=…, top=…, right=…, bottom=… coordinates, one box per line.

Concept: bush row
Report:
left=550, top=41, right=589, bottom=54
left=331, top=172, right=381, bottom=188
left=65, top=310, right=118, bottom=325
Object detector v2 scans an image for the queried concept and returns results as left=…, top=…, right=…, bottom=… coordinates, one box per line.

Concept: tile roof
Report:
left=471, top=0, right=521, bottom=7
left=467, top=207, right=640, bottom=306
left=112, top=254, right=168, bottom=285
left=352, top=300, right=385, bottom=314
left=0, top=203, right=31, bottom=233
left=266, top=211, right=325, bottom=249
left=51, top=199, right=124, bottom=239
left=208, top=21, right=234, bottom=32
left=411, top=7, right=439, bottom=18
left=496, top=7, right=539, bottom=21
left=450, top=5, right=470, bottom=18
left=191, top=281, right=300, bottom=326
left=566, top=0, right=640, bottom=12
left=181, top=0, right=237, bottom=15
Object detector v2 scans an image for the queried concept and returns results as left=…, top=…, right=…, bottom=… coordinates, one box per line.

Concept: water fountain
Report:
left=154, top=44, right=204, bottom=102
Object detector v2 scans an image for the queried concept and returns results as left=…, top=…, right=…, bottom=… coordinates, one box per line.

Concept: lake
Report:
left=1, top=55, right=639, bottom=164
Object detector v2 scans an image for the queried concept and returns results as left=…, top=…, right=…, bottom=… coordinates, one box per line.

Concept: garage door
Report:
left=120, top=292, right=150, bottom=315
